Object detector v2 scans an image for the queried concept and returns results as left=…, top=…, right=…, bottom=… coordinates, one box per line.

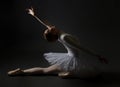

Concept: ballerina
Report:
left=8, top=8, right=108, bottom=78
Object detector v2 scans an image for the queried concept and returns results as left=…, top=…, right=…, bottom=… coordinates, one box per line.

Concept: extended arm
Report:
left=64, top=35, right=108, bottom=64
left=64, top=35, right=98, bottom=56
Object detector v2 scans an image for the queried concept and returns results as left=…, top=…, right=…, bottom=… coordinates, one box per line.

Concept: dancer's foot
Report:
left=8, top=68, right=24, bottom=76
left=58, top=72, right=72, bottom=78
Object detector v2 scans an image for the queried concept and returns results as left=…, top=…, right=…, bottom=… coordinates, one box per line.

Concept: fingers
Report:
left=99, top=56, right=108, bottom=64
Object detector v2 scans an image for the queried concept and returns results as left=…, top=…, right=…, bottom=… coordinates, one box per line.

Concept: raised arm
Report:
left=64, top=35, right=108, bottom=64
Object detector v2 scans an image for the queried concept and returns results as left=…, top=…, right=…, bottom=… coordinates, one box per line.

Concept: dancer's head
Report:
left=44, top=26, right=60, bottom=42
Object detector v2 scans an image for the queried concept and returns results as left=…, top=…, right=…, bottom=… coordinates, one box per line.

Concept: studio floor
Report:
left=1, top=50, right=120, bottom=87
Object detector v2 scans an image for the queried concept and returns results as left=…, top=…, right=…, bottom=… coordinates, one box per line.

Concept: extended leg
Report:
left=8, top=65, right=61, bottom=76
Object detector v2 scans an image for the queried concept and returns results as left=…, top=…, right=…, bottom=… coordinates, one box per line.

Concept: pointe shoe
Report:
left=8, top=68, right=24, bottom=76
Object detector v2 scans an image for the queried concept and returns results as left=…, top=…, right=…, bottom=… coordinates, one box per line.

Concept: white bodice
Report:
left=58, top=33, right=80, bottom=56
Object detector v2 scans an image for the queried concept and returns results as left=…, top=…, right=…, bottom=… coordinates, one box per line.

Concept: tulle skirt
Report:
left=44, top=52, right=100, bottom=77
left=44, top=52, right=78, bottom=72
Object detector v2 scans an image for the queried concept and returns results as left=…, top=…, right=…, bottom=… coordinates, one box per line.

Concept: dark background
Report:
left=0, top=0, right=120, bottom=87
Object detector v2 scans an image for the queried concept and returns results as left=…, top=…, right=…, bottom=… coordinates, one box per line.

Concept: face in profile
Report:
left=44, top=28, right=60, bottom=42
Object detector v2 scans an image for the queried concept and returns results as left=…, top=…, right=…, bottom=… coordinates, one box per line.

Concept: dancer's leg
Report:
left=8, top=65, right=61, bottom=76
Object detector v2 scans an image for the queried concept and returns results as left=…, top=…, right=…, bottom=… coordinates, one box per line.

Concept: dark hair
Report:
left=44, top=29, right=59, bottom=42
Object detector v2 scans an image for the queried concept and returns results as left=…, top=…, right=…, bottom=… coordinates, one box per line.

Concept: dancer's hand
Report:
left=97, top=55, right=108, bottom=64
left=27, top=7, right=35, bottom=16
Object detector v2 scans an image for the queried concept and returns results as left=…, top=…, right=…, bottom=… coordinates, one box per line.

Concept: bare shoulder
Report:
left=63, top=33, right=80, bottom=43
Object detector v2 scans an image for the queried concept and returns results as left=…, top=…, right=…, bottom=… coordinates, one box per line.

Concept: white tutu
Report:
left=44, top=52, right=79, bottom=72
left=44, top=33, right=101, bottom=77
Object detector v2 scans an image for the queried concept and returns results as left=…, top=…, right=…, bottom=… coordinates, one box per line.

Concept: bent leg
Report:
left=8, top=65, right=61, bottom=76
